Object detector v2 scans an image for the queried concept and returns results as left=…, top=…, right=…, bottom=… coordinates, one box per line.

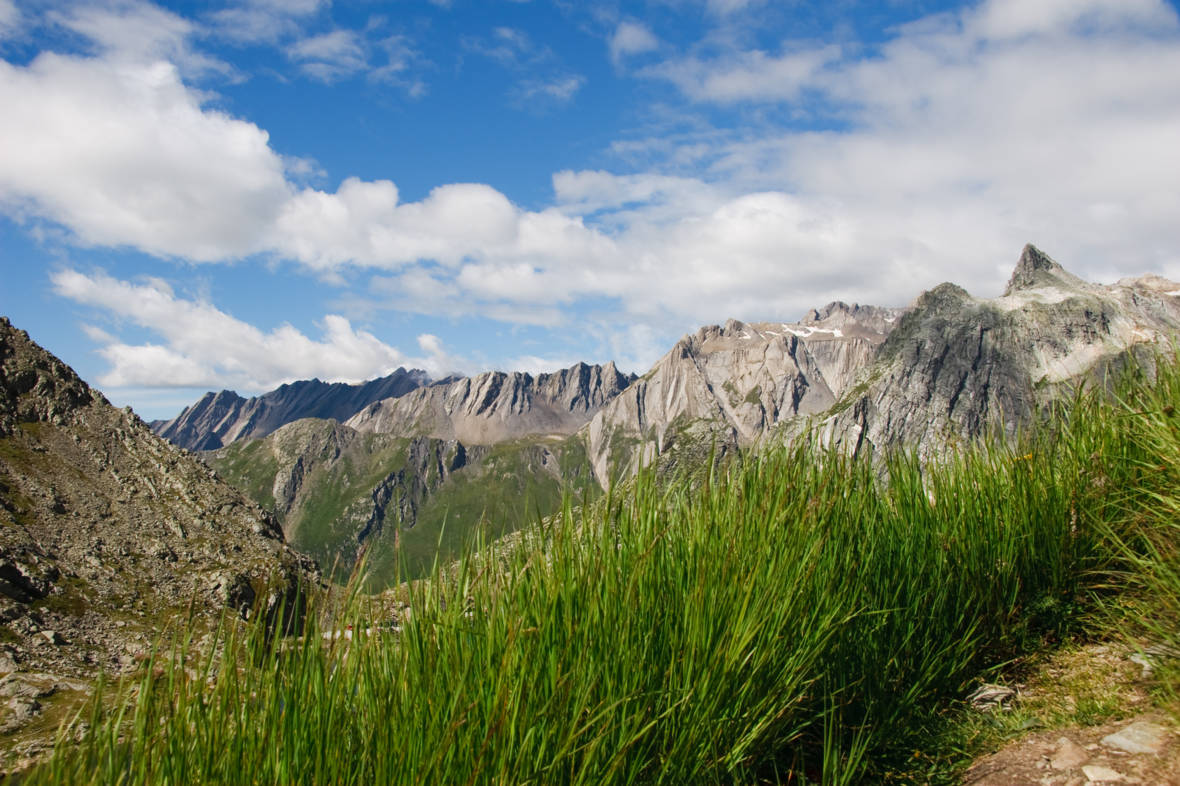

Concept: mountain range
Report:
left=146, top=245, right=1180, bottom=586
left=151, top=368, right=431, bottom=450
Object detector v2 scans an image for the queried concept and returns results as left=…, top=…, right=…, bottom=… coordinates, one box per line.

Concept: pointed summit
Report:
left=1003, top=244, right=1086, bottom=296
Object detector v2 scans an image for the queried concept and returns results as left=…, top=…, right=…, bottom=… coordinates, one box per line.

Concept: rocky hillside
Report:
left=812, top=245, right=1180, bottom=458
left=204, top=362, right=629, bottom=583
left=151, top=368, right=431, bottom=450
left=0, top=317, right=319, bottom=745
left=581, top=303, right=902, bottom=486
left=346, top=362, right=636, bottom=444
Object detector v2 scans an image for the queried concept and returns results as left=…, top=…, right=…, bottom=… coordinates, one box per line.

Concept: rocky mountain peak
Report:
left=1004, top=243, right=1087, bottom=296
left=153, top=367, right=432, bottom=451
left=347, top=361, right=635, bottom=444
left=0, top=317, right=98, bottom=437
left=803, top=301, right=855, bottom=323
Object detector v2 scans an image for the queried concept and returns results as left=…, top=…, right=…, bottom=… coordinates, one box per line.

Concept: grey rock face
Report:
left=346, top=362, right=636, bottom=444
left=580, top=245, right=1180, bottom=484
left=151, top=368, right=432, bottom=450
left=0, top=317, right=96, bottom=437
left=814, top=245, right=1180, bottom=459
left=582, top=303, right=903, bottom=486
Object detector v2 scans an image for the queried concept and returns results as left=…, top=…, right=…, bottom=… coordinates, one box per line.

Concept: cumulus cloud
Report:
left=627, top=0, right=1180, bottom=299
left=0, top=53, right=290, bottom=259
left=52, top=269, right=414, bottom=390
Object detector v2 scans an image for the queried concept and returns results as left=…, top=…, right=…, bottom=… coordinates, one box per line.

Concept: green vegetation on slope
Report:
left=28, top=356, right=1180, bottom=785
left=211, top=428, right=600, bottom=588
left=209, top=437, right=280, bottom=511
left=367, top=435, right=599, bottom=585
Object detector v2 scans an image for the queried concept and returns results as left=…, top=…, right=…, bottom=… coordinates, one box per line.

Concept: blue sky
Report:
left=2, top=0, right=1180, bottom=420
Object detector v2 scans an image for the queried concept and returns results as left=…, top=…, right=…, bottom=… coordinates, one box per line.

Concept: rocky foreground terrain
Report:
left=0, top=317, right=319, bottom=761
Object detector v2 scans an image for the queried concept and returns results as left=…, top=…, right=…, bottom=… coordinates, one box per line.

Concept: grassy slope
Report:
left=30, top=357, right=1180, bottom=785
left=367, top=435, right=599, bottom=585
left=212, top=430, right=600, bottom=587
left=208, top=437, right=280, bottom=511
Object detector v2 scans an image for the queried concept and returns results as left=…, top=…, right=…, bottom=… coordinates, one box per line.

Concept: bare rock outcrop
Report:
left=581, top=303, right=902, bottom=486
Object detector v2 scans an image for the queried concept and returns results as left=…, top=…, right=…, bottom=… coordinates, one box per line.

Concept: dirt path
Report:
left=961, top=643, right=1179, bottom=785
left=966, top=712, right=1180, bottom=785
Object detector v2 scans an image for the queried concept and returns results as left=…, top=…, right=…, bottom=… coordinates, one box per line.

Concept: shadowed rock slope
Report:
left=811, top=244, right=1180, bottom=459
left=0, top=317, right=319, bottom=691
left=151, top=368, right=431, bottom=450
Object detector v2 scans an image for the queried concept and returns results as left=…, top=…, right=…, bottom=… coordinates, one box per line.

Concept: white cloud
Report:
left=970, top=0, right=1172, bottom=39
left=415, top=333, right=464, bottom=377
left=706, top=0, right=766, bottom=15
left=503, top=354, right=583, bottom=376
left=7, top=0, right=1180, bottom=391
left=209, top=0, right=327, bottom=45
left=0, top=53, right=290, bottom=260
left=52, top=269, right=412, bottom=391
left=609, top=21, right=658, bottom=66
left=514, top=74, right=584, bottom=103
left=0, top=0, right=22, bottom=38
left=273, top=179, right=521, bottom=269
left=622, top=0, right=1180, bottom=301
left=645, top=43, right=843, bottom=103
left=53, top=0, right=231, bottom=77
left=464, top=25, right=539, bottom=67
left=371, top=34, right=425, bottom=94
left=287, top=29, right=367, bottom=82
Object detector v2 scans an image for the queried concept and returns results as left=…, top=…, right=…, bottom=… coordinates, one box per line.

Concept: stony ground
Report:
left=963, top=642, right=1179, bottom=785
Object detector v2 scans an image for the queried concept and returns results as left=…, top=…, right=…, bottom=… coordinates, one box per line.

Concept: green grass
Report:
left=25, top=353, right=1180, bottom=785
left=210, top=438, right=280, bottom=511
